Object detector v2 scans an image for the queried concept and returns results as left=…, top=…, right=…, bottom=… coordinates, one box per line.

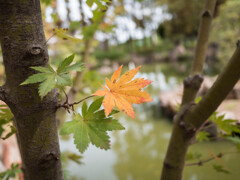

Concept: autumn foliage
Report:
left=93, top=65, right=153, bottom=118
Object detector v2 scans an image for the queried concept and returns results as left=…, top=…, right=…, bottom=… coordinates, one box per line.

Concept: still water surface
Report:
left=60, top=64, right=240, bottom=180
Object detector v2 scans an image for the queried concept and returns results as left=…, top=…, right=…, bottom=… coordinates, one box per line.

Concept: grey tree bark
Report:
left=0, top=0, right=63, bottom=179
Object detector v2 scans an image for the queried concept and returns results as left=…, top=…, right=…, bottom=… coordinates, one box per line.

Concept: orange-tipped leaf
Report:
left=93, top=65, right=153, bottom=118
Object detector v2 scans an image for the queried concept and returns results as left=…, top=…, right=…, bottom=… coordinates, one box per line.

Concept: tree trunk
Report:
left=0, top=1, right=63, bottom=179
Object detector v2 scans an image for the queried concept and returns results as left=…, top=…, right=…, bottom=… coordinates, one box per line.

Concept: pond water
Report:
left=60, top=63, right=240, bottom=180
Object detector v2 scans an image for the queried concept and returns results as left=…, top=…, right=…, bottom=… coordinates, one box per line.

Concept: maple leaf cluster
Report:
left=93, top=65, right=153, bottom=118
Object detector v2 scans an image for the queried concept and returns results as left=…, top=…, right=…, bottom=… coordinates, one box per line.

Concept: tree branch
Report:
left=160, top=1, right=218, bottom=180
left=180, top=0, right=217, bottom=109
left=190, top=0, right=217, bottom=75
left=186, top=43, right=240, bottom=129
left=185, top=153, right=222, bottom=166
left=161, top=29, right=240, bottom=180
left=181, top=75, right=203, bottom=105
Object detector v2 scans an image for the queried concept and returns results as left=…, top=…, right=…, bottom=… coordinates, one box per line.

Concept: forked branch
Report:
left=57, top=94, right=95, bottom=112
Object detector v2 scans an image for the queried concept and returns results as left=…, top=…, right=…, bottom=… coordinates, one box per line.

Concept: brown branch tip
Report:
left=57, top=95, right=95, bottom=113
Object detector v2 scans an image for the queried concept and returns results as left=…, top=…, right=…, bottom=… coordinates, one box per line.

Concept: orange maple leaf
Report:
left=93, top=65, right=153, bottom=118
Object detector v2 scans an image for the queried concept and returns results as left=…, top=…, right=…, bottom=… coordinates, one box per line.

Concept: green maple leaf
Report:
left=60, top=97, right=124, bottom=153
left=210, top=112, right=240, bottom=135
left=196, top=131, right=210, bottom=142
left=185, top=151, right=202, bottom=161
left=67, top=153, right=83, bottom=165
left=92, top=8, right=105, bottom=23
left=60, top=115, right=91, bottom=153
left=37, top=74, right=56, bottom=98
left=21, top=53, right=85, bottom=99
left=0, top=163, right=21, bottom=180
left=1, top=125, right=16, bottom=140
left=41, top=0, right=51, bottom=5
left=0, top=105, right=14, bottom=120
left=54, top=27, right=82, bottom=43
left=0, top=119, right=7, bottom=137
left=86, top=0, right=108, bottom=9
left=86, top=0, right=94, bottom=7
left=60, top=113, right=110, bottom=153
left=213, top=164, right=230, bottom=174
left=82, top=0, right=110, bottom=40
left=0, top=105, right=15, bottom=140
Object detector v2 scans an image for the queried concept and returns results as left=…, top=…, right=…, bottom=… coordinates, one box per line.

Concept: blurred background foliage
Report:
left=1, top=0, right=240, bottom=179
left=37, top=0, right=239, bottom=76
left=210, top=0, right=240, bottom=62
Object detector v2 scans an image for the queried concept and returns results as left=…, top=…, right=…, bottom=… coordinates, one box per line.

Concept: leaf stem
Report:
left=61, top=88, right=69, bottom=105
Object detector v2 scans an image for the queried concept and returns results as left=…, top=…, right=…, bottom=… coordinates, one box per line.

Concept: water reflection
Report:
left=136, top=64, right=184, bottom=92
left=112, top=114, right=172, bottom=180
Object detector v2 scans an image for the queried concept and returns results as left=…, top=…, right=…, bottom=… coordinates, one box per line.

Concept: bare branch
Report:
left=185, top=153, right=223, bottom=166
left=70, top=95, right=95, bottom=106
left=190, top=0, right=217, bottom=75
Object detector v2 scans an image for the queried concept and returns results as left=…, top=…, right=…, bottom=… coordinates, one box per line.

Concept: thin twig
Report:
left=185, top=153, right=222, bottom=166
left=61, top=88, right=69, bottom=105
left=70, top=95, right=95, bottom=106
left=45, top=33, right=56, bottom=45
left=59, top=88, right=71, bottom=113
